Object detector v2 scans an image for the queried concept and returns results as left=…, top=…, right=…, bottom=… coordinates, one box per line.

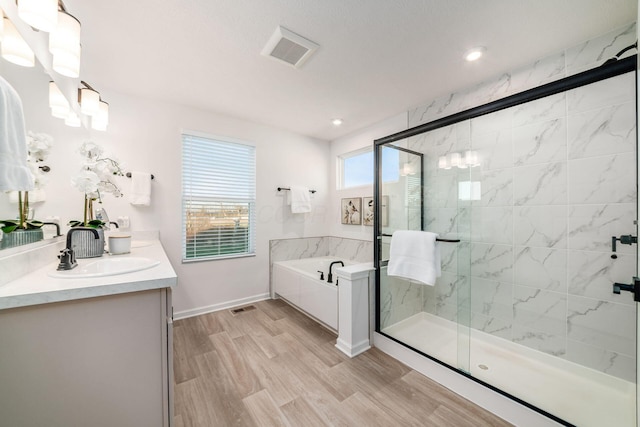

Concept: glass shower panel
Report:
left=377, top=135, right=472, bottom=372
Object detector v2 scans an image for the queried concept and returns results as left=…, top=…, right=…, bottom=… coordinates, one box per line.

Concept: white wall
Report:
left=328, top=113, right=407, bottom=241
left=1, top=61, right=332, bottom=316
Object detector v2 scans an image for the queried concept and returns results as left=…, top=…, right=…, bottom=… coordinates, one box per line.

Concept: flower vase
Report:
left=0, top=228, right=44, bottom=249
left=70, top=227, right=105, bottom=258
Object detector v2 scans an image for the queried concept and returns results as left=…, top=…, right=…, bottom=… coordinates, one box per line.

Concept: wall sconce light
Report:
left=64, top=111, right=81, bottom=127
left=91, top=100, right=109, bottom=131
left=438, top=150, right=480, bottom=170
left=18, top=0, right=58, bottom=33
left=50, top=8, right=81, bottom=78
left=49, top=80, right=70, bottom=118
left=78, top=81, right=100, bottom=116
left=1, top=17, right=34, bottom=67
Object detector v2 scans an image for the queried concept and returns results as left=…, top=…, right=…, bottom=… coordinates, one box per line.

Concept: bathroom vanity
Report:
left=0, top=239, right=177, bottom=427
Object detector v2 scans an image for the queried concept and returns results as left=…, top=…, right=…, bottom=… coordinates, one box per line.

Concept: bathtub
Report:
left=272, top=257, right=355, bottom=330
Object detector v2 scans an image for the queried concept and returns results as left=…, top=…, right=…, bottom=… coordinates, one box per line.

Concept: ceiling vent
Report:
left=261, top=26, right=319, bottom=68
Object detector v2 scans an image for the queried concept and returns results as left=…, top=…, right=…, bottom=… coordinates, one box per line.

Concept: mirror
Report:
left=0, top=12, right=89, bottom=251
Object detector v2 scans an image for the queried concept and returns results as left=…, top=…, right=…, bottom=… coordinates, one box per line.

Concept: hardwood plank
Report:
left=173, top=299, right=513, bottom=427
left=280, top=396, right=329, bottom=427
left=243, top=389, right=291, bottom=427
left=209, top=331, right=262, bottom=398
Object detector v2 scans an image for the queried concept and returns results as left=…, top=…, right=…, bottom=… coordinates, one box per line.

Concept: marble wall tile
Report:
left=470, top=207, right=513, bottom=245
left=513, top=286, right=567, bottom=337
left=565, top=23, right=637, bottom=75
left=470, top=277, right=512, bottom=321
left=471, top=167, right=513, bottom=207
left=512, top=93, right=566, bottom=127
left=567, top=71, right=635, bottom=114
left=511, top=324, right=566, bottom=357
left=439, top=242, right=458, bottom=274
left=471, top=312, right=512, bottom=340
left=471, top=130, right=513, bottom=172
left=568, top=203, right=636, bottom=253
left=470, top=243, right=513, bottom=283
left=384, top=276, right=424, bottom=326
left=514, top=247, right=567, bottom=292
left=513, top=118, right=567, bottom=166
left=328, top=237, right=373, bottom=263
left=565, top=339, right=635, bottom=383
left=568, top=251, right=635, bottom=305
left=269, top=237, right=327, bottom=263
left=568, top=154, right=636, bottom=205
left=568, top=102, right=636, bottom=160
left=513, top=162, right=567, bottom=206
left=509, top=51, right=566, bottom=92
left=471, top=107, right=514, bottom=138
left=513, top=205, right=567, bottom=248
left=567, top=295, right=635, bottom=357
left=422, top=283, right=436, bottom=314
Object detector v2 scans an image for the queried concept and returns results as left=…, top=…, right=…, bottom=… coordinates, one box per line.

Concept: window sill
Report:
left=182, top=252, right=256, bottom=264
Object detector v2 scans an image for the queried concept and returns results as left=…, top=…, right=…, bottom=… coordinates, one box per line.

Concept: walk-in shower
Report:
left=374, top=56, right=637, bottom=426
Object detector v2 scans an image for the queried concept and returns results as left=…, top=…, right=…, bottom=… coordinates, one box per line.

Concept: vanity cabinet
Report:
left=0, top=288, right=174, bottom=427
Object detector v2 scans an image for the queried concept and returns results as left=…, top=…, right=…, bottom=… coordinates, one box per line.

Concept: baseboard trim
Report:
left=335, top=338, right=371, bottom=358
left=173, top=293, right=270, bottom=320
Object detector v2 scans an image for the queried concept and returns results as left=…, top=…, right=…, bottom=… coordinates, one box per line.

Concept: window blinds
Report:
left=182, top=133, right=256, bottom=261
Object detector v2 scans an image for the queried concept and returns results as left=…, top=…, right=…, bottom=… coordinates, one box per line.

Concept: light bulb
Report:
left=438, top=156, right=449, bottom=169
left=52, top=42, right=80, bottom=77
left=1, top=18, right=35, bottom=67
left=79, top=87, right=100, bottom=116
left=450, top=152, right=461, bottom=168
left=49, top=10, right=81, bottom=56
left=18, top=0, right=58, bottom=32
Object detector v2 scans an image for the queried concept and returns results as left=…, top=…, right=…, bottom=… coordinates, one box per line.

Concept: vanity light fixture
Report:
left=465, top=47, right=485, bottom=62
left=48, top=80, right=70, bottom=118
left=50, top=7, right=81, bottom=78
left=438, top=151, right=480, bottom=170
left=332, top=118, right=343, bottom=126
left=17, top=0, right=58, bottom=33
left=78, top=81, right=100, bottom=116
left=91, top=100, right=109, bottom=131
left=64, top=111, right=81, bottom=127
left=1, top=17, right=34, bottom=67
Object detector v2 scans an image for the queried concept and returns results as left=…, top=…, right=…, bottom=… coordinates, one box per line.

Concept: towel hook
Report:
left=126, top=172, right=155, bottom=180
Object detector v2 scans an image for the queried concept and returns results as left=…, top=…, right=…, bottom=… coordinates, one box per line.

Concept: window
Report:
left=338, top=147, right=399, bottom=189
left=182, top=133, right=256, bottom=261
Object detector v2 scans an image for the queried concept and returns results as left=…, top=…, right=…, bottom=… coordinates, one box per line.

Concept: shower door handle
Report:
left=613, top=277, right=640, bottom=302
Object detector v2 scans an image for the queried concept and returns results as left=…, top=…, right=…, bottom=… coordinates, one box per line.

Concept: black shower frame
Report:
left=372, top=54, right=636, bottom=427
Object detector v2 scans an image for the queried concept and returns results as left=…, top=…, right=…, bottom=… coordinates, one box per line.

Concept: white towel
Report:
left=129, top=171, right=152, bottom=206
left=0, top=76, right=33, bottom=191
left=387, top=230, right=441, bottom=286
left=290, top=186, right=311, bottom=213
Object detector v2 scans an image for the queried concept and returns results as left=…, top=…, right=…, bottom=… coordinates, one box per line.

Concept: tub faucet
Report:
left=327, top=261, right=344, bottom=284
left=57, top=227, right=100, bottom=271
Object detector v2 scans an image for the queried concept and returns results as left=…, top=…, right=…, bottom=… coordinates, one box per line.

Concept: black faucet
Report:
left=109, top=221, right=119, bottom=229
left=57, top=227, right=100, bottom=271
left=327, top=261, right=344, bottom=284
left=42, top=222, right=62, bottom=237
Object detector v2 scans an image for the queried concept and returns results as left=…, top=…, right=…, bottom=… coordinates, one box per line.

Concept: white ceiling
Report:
left=71, top=0, right=637, bottom=141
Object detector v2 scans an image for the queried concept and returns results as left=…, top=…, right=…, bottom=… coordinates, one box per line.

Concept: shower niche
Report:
left=374, top=57, right=637, bottom=427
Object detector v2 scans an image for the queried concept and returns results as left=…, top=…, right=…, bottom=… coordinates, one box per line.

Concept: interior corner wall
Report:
left=328, top=113, right=408, bottom=241
left=2, top=59, right=332, bottom=316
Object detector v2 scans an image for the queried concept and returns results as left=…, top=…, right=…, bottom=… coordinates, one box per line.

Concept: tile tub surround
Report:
left=381, top=25, right=639, bottom=383
left=269, top=236, right=373, bottom=296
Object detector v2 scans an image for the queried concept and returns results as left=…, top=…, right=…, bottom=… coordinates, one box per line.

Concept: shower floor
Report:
left=383, top=312, right=635, bottom=427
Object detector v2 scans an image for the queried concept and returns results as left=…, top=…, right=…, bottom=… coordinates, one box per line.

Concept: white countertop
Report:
left=0, top=240, right=177, bottom=310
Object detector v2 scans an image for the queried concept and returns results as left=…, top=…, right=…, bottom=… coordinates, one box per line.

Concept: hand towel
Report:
left=0, top=76, right=33, bottom=191
left=129, top=171, right=152, bottom=206
left=387, top=230, right=441, bottom=286
left=290, top=186, right=312, bottom=213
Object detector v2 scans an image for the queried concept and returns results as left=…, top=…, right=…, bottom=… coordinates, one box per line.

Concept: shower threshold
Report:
left=382, top=312, right=635, bottom=427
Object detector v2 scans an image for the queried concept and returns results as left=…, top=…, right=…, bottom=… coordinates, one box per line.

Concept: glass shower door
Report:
left=376, top=137, right=472, bottom=372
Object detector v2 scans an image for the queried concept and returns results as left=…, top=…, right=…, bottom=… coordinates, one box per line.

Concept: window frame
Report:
left=181, top=130, right=256, bottom=263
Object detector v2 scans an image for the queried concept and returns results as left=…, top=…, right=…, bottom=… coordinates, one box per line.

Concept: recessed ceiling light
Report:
left=465, top=47, right=485, bottom=62
left=332, top=118, right=343, bottom=126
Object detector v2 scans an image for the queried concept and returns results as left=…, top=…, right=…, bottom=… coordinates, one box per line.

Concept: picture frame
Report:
left=341, top=197, right=362, bottom=225
left=363, top=196, right=389, bottom=226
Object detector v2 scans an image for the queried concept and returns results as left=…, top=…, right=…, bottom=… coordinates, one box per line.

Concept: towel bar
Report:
left=277, top=187, right=316, bottom=194
left=125, top=172, right=155, bottom=180
left=379, top=233, right=460, bottom=243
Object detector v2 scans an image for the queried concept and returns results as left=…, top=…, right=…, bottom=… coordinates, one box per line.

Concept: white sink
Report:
left=48, top=257, right=160, bottom=279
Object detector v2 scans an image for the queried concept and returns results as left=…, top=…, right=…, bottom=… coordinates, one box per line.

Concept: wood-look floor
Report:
left=173, top=299, right=513, bottom=427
